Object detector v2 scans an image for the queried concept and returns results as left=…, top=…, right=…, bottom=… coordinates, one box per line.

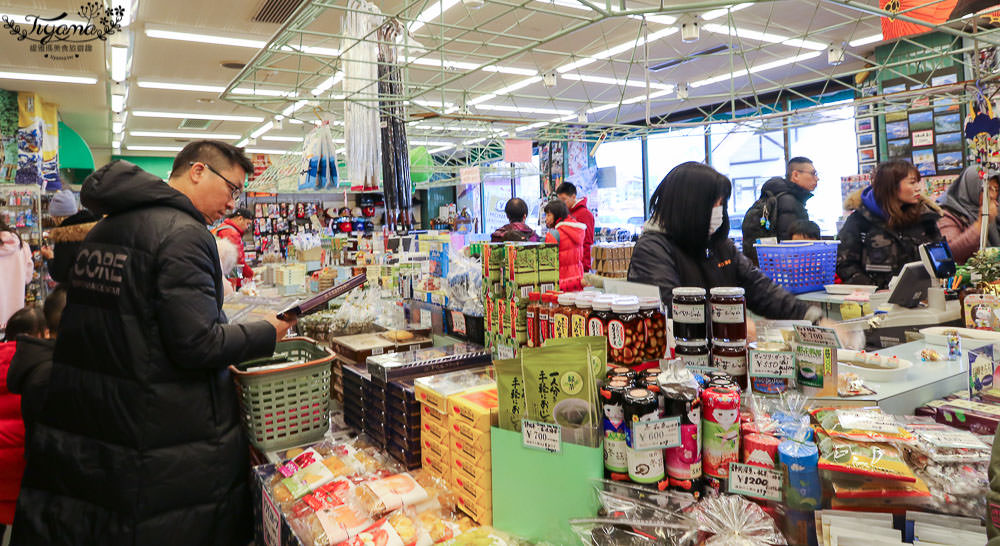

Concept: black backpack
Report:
left=741, top=190, right=786, bottom=265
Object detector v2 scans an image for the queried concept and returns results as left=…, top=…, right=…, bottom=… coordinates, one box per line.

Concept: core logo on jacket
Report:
left=71, top=247, right=129, bottom=296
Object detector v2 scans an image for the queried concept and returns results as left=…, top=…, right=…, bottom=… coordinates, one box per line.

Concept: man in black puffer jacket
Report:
left=742, top=157, right=818, bottom=262
left=13, top=141, right=295, bottom=545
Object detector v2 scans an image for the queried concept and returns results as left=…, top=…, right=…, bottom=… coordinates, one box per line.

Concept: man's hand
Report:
left=266, top=314, right=297, bottom=342
left=40, top=245, right=54, bottom=260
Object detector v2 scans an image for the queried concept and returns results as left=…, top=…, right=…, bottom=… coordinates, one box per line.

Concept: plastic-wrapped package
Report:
left=810, top=407, right=912, bottom=443
left=897, top=423, right=989, bottom=519
left=569, top=518, right=695, bottom=545
left=690, top=495, right=787, bottom=545
left=587, top=485, right=696, bottom=545
left=355, top=472, right=430, bottom=516
left=591, top=479, right=697, bottom=513
left=815, top=430, right=916, bottom=482
left=441, top=526, right=530, bottom=545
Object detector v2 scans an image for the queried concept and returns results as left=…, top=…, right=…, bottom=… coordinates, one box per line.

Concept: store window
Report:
left=455, top=182, right=482, bottom=233
left=593, top=138, right=644, bottom=235
left=709, top=121, right=786, bottom=222
left=646, top=126, right=708, bottom=202
left=482, top=163, right=515, bottom=235
left=515, top=154, right=546, bottom=231
left=787, top=103, right=857, bottom=235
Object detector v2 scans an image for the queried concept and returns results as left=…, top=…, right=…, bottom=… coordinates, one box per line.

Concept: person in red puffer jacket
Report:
left=556, top=182, right=595, bottom=272
left=0, top=306, right=46, bottom=533
left=212, top=208, right=255, bottom=290
left=544, top=199, right=587, bottom=292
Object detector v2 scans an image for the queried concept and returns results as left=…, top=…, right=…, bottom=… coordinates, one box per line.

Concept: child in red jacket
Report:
left=544, top=199, right=587, bottom=292
left=0, top=305, right=47, bottom=530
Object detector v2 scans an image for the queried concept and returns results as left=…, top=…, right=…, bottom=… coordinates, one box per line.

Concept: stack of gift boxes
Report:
left=591, top=242, right=634, bottom=279
left=481, top=242, right=559, bottom=357
left=414, top=369, right=498, bottom=526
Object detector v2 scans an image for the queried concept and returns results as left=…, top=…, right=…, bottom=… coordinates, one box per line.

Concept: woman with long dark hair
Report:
left=837, top=160, right=943, bottom=289
left=627, top=161, right=821, bottom=322
left=0, top=220, right=33, bottom=329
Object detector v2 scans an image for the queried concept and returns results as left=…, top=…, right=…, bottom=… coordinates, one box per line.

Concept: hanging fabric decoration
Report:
left=378, top=18, right=413, bottom=232
left=964, top=83, right=1000, bottom=250
left=297, top=122, right=340, bottom=191
left=342, top=0, right=382, bottom=191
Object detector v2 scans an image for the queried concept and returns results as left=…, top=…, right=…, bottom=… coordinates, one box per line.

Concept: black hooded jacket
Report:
left=627, top=220, right=818, bottom=322
left=760, top=176, right=813, bottom=240
left=13, top=161, right=276, bottom=545
left=6, top=335, right=54, bottom=438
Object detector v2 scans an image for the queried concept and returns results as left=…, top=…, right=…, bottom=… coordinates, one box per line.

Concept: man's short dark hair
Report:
left=504, top=198, right=528, bottom=223
left=555, top=182, right=577, bottom=197
left=789, top=219, right=821, bottom=239
left=171, top=140, right=253, bottom=181
left=544, top=199, right=569, bottom=222
left=4, top=306, right=45, bottom=341
left=787, top=156, right=814, bottom=179
left=43, top=285, right=68, bottom=334
left=228, top=208, right=254, bottom=220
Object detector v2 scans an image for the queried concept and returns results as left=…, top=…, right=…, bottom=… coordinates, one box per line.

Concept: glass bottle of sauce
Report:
left=526, top=292, right=541, bottom=347
left=553, top=292, right=576, bottom=339
left=572, top=292, right=595, bottom=338
left=709, top=287, right=747, bottom=342
left=538, top=293, right=552, bottom=344
left=672, top=287, right=707, bottom=341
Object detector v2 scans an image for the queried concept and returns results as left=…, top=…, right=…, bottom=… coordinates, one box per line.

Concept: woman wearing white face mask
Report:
left=628, top=162, right=823, bottom=324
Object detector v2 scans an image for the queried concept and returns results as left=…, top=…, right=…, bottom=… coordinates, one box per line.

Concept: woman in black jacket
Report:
left=628, top=162, right=822, bottom=323
left=837, top=160, right=943, bottom=289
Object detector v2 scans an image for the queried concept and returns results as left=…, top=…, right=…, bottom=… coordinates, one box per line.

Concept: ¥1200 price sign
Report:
left=522, top=419, right=561, bottom=453
left=632, top=416, right=681, bottom=451
left=727, top=462, right=783, bottom=501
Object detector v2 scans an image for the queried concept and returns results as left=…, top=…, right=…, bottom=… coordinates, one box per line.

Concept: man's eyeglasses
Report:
left=795, top=169, right=819, bottom=178
left=190, top=161, right=242, bottom=200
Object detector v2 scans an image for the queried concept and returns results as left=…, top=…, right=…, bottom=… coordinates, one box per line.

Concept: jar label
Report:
left=678, top=352, right=709, bottom=369
left=588, top=317, right=604, bottom=337
left=553, top=314, right=570, bottom=339
left=626, top=446, right=665, bottom=484
left=604, top=432, right=628, bottom=473
left=608, top=320, right=626, bottom=349
left=527, top=312, right=537, bottom=347
left=672, top=303, right=705, bottom=324
left=714, top=354, right=747, bottom=375
left=571, top=315, right=586, bottom=338
left=711, top=303, right=745, bottom=324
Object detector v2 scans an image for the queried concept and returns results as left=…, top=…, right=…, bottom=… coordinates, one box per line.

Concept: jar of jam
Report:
left=710, top=287, right=747, bottom=342
left=572, top=292, right=595, bottom=338
left=606, top=366, right=637, bottom=385
left=608, top=297, right=642, bottom=367
left=526, top=292, right=541, bottom=347
left=589, top=296, right=614, bottom=337
left=553, top=293, right=576, bottom=339
left=639, top=297, right=667, bottom=362
left=675, top=339, right=709, bottom=369
left=538, top=293, right=552, bottom=344
left=672, top=287, right=707, bottom=341
left=711, top=339, right=748, bottom=390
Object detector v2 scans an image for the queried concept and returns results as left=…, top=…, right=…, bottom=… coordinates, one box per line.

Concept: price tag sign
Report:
left=522, top=419, right=561, bottom=453
left=727, top=462, right=783, bottom=501
left=632, top=416, right=681, bottom=451
left=684, top=364, right=716, bottom=376
left=748, top=350, right=796, bottom=378
left=460, top=166, right=481, bottom=185
left=451, top=311, right=467, bottom=335
left=794, top=325, right=841, bottom=348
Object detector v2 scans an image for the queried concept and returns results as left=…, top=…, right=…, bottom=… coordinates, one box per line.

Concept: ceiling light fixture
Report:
left=311, top=72, right=344, bottom=96
left=281, top=100, right=311, bottom=117
left=111, top=45, right=129, bottom=82
left=250, top=122, right=274, bottom=139
left=691, top=51, right=822, bottom=88
left=126, top=145, right=185, bottom=152
left=848, top=33, right=884, bottom=47
left=112, top=140, right=121, bottom=149
left=232, top=88, right=293, bottom=97
left=144, top=25, right=266, bottom=48
left=429, top=144, right=455, bottom=154
left=409, top=0, right=462, bottom=34
left=493, top=77, right=543, bottom=96
left=137, top=80, right=292, bottom=97
left=701, top=2, right=753, bottom=21
left=561, top=73, right=673, bottom=91
left=0, top=71, right=97, bottom=84
left=113, top=122, right=124, bottom=133
left=557, top=27, right=679, bottom=73
left=263, top=135, right=305, bottom=142
left=133, top=110, right=265, bottom=122
left=475, top=104, right=573, bottom=116
left=236, top=138, right=249, bottom=147
left=410, top=140, right=456, bottom=146
left=702, top=24, right=826, bottom=50
left=481, top=65, right=539, bottom=76
left=111, top=93, right=126, bottom=113
left=246, top=148, right=297, bottom=155
left=129, top=130, right=242, bottom=139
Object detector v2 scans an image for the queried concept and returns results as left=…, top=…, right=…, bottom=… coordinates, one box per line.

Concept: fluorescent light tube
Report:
left=144, top=26, right=266, bottom=48
left=138, top=81, right=224, bottom=93
left=0, top=71, right=97, bottom=84
left=692, top=51, right=821, bottom=88
left=133, top=110, right=265, bottom=122
left=702, top=24, right=826, bottom=50
left=245, top=148, right=297, bottom=155
left=481, top=65, right=539, bottom=76
left=561, top=73, right=673, bottom=91
left=112, top=121, right=124, bottom=133
left=558, top=27, right=678, bottom=73
left=112, top=141, right=121, bottom=149
left=701, top=3, right=752, bottom=21
left=475, top=104, right=573, bottom=115
left=262, top=135, right=305, bottom=142
left=310, top=72, right=343, bottom=96
left=409, top=0, right=462, bottom=34
left=281, top=101, right=310, bottom=117
left=236, top=138, right=249, bottom=147
left=111, top=93, right=126, bottom=113
left=129, top=131, right=242, bottom=139
left=849, top=33, right=883, bottom=47
left=250, top=122, right=274, bottom=139
left=429, top=145, right=455, bottom=153
left=126, top=145, right=184, bottom=152
left=111, top=45, right=129, bottom=82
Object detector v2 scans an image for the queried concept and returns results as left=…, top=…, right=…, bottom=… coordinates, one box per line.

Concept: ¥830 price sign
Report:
left=727, top=462, right=782, bottom=501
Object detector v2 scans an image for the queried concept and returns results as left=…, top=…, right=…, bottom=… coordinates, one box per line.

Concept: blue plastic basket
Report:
left=755, top=241, right=840, bottom=294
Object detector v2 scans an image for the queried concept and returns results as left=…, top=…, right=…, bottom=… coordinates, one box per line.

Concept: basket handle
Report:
left=229, top=336, right=336, bottom=377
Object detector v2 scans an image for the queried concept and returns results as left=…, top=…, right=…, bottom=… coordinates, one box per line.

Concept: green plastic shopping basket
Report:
left=230, top=337, right=335, bottom=452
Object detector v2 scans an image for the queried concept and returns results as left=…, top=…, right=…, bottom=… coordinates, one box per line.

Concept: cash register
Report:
left=866, top=240, right=961, bottom=347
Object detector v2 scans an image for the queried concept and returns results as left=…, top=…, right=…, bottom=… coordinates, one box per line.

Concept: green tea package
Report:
left=521, top=344, right=600, bottom=447
left=536, top=243, right=559, bottom=291
left=543, top=335, right=607, bottom=381
left=494, top=358, right=525, bottom=432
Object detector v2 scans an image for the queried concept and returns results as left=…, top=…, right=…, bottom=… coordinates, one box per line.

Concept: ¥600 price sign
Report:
left=632, top=417, right=681, bottom=451
left=727, top=462, right=782, bottom=501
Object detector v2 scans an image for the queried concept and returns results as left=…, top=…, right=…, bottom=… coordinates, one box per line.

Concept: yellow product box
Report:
left=452, top=447, right=491, bottom=487
left=453, top=466, right=491, bottom=492
left=455, top=475, right=491, bottom=506
left=420, top=404, right=448, bottom=428
left=422, top=452, right=451, bottom=483
left=451, top=419, right=491, bottom=457
left=456, top=493, right=493, bottom=526
left=420, top=431, right=449, bottom=461
left=415, top=384, right=450, bottom=415
left=447, top=385, right=499, bottom=431
left=421, top=419, right=449, bottom=445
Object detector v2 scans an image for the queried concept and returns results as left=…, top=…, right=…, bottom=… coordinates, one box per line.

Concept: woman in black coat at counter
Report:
left=627, top=161, right=823, bottom=323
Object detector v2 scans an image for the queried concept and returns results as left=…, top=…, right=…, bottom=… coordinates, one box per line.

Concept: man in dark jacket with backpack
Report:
left=13, top=141, right=296, bottom=545
left=741, top=157, right=819, bottom=263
